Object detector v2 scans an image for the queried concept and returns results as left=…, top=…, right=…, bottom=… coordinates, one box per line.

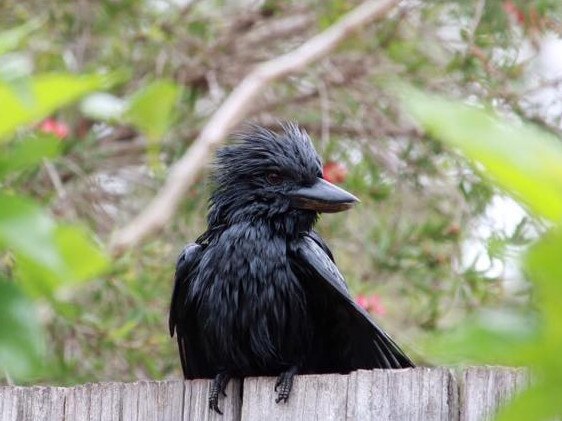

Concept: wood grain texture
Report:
left=0, top=386, right=23, bottom=421
left=64, top=384, right=92, bottom=421
left=21, top=386, right=66, bottom=421
left=241, top=373, right=349, bottom=421
left=93, top=382, right=123, bottom=421
left=241, top=368, right=455, bottom=421
left=0, top=368, right=529, bottom=421
left=347, top=368, right=456, bottom=421
left=459, top=366, right=529, bottom=421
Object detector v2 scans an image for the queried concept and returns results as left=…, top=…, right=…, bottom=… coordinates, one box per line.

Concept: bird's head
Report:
left=208, top=123, right=358, bottom=235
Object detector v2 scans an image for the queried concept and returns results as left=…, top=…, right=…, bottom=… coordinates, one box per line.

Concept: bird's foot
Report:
left=275, top=366, right=298, bottom=404
left=209, top=372, right=231, bottom=414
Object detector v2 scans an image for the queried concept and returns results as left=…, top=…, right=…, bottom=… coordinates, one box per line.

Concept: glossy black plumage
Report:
left=169, top=123, right=414, bottom=412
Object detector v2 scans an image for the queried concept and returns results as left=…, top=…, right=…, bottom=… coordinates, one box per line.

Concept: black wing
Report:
left=307, top=229, right=334, bottom=262
left=169, top=243, right=212, bottom=379
left=289, top=233, right=414, bottom=371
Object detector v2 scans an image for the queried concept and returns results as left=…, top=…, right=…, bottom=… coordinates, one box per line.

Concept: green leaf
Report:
left=125, top=80, right=180, bottom=141
left=0, top=194, right=109, bottom=297
left=493, top=227, right=562, bottom=421
left=525, top=227, right=562, bottom=340
left=0, top=20, right=42, bottom=56
left=0, top=194, right=63, bottom=273
left=400, top=87, right=562, bottom=222
left=15, top=224, right=109, bottom=298
left=0, top=278, right=44, bottom=379
left=0, top=73, right=111, bottom=140
left=0, top=135, right=61, bottom=178
left=53, top=224, right=109, bottom=282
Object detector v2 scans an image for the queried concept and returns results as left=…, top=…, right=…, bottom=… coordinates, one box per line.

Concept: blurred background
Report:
left=0, top=0, right=561, bottom=387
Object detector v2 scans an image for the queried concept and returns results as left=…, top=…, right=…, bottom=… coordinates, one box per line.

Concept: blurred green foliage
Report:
left=404, top=89, right=562, bottom=221
left=403, top=89, right=562, bottom=420
left=125, top=80, right=181, bottom=170
left=0, top=66, right=109, bottom=380
left=0, top=75, right=112, bottom=139
left=0, top=279, right=44, bottom=379
left=0, top=19, right=184, bottom=382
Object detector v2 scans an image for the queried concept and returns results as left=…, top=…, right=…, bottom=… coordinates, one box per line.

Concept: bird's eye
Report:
left=266, top=172, right=284, bottom=185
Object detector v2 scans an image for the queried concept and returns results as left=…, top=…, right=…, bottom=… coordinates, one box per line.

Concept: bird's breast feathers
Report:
left=189, top=222, right=311, bottom=370
left=196, top=223, right=304, bottom=303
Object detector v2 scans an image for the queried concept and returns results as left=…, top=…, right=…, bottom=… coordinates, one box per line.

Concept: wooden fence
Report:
left=0, top=367, right=528, bottom=421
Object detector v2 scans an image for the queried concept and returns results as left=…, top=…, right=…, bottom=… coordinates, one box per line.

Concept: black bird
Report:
left=169, top=123, right=414, bottom=414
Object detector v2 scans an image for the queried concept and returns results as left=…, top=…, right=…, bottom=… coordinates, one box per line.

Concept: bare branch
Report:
left=43, top=159, right=67, bottom=199
left=109, top=0, right=401, bottom=256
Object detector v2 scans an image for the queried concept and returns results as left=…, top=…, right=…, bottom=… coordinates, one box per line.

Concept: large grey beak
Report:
left=289, top=177, right=359, bottom=213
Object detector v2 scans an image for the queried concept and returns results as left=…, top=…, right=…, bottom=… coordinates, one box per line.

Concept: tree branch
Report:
left=109, top=0, right=401, bottom=256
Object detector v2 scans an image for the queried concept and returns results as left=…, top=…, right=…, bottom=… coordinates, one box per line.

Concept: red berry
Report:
left=39, top=118, right=70, bottom=139
left=355, top=294, right=386, bottom=316
left=366, top=294, right=386, bottom=316
left=355, top=295, right=368, bottom=310
left=502, top=1, right=525, bottom=25
left=322, top=161, right=348, bottom=184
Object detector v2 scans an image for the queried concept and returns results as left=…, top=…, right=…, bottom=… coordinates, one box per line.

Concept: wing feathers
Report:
left=169, top=243, right=208, bottom=378
left=291, top=234, right=414, bottom=370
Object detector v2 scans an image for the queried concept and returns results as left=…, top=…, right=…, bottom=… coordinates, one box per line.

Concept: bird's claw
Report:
left=209, top=397, right=223, bottom=415
left=274, top=368, right=297, bottom=404
left=274, top=377, right=282, bottom=392
left=209, top=372, right=230, bottom=414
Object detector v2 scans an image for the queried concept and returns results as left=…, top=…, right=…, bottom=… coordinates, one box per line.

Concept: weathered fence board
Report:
left=460, top=367, right=529, bottom=421
left=0, top=367, right=527, bottom=421
left=241, top=373, right=350, bottom=421
left=348, top=368, right=456, bottom=420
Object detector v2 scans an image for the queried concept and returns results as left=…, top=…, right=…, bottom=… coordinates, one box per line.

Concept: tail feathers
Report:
left=351, top=307, right=415, bottom=369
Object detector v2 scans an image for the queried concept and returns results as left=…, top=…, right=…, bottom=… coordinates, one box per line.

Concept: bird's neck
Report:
left=206, top=203, right=317, bottom=240
left=269, top=211, right=318, bottom=238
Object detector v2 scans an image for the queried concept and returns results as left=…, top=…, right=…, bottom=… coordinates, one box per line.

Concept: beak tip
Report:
left=289, top=177, right=360, bottom=213
left=347, top=191, right=360, bottom=204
